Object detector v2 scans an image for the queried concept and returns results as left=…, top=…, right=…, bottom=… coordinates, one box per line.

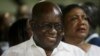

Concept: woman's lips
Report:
left=76, top=27, right=86, bottom=33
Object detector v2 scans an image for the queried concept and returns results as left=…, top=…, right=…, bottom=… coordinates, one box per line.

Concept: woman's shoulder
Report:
left=61, top=41, right=84, bottom=51
left=91, top=45, right=100, bottom=50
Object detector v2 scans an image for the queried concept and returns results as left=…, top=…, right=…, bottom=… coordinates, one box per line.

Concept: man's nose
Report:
left=49, top=26, right=57, bottom=34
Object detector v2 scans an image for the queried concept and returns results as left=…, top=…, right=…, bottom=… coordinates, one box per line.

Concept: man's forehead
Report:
left=37, top=7, right=61, bottom=17
left=35, top=17, right=61, bottom=23
left=32, top=1, right=61, bottom=18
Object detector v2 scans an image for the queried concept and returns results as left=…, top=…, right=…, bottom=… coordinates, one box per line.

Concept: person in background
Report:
left=12, top=0, right=31, bottom=20
left=16, top=4, right=30, bottom=19
left=62, top=4, right=100, bottom=56
left=0, top=12, right=16, bottom=56
left=2, top=1, right=85, bottom=56
left=0, top=48, right=2, bottom=55
left=8, top=18, right=32, bottom=47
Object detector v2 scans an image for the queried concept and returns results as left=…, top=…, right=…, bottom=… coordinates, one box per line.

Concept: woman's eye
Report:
left=70, top=16, right=78, bottom=21
left=84, top=17, right=88, bottom=20
left=82, top=16, right=88, bottom=20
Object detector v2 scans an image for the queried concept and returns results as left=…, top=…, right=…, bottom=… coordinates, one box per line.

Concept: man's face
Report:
left=31, top=12, right=63, bottom=50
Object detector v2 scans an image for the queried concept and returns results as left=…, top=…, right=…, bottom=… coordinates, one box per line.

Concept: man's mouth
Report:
left=46, top=35, right=57, bottom=41
left=48, top=37, right=56, bottom=41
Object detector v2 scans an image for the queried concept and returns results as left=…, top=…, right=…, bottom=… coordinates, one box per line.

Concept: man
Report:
left=2, top=1, right=85, bottom=56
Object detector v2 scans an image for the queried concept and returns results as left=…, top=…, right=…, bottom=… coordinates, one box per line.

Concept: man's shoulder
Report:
left=2, top=40, right=29, bottom=56
left=9, top=40, right=29, bottom=50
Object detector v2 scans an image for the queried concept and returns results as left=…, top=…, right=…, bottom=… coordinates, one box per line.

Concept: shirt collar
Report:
left=27, top=35, right=37, bottom=47
left=28, top=36, right=70, bottom=52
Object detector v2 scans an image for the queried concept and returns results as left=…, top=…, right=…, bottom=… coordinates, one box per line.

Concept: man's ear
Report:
left=60, top=28, right=64, bottom=36
left=61, top=31, right=64, bottom=36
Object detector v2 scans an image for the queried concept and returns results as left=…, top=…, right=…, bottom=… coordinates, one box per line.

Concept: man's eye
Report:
left=43, top=24, right=51, bottom=28
left=38, top=24, right=51, bottom=29
left=55, top=24, right=63, bottom=29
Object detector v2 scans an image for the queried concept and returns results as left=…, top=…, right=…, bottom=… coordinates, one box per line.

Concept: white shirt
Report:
left=87, top=45, right=100, bottom=56
left=2, top=37, right=85, bottom=56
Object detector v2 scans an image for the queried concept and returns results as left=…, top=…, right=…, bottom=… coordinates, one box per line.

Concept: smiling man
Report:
left=2, top=1, right=85, bottom=56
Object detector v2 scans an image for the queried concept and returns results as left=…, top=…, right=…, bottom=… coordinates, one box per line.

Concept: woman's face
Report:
left=64, top=8, right=90, bottom=39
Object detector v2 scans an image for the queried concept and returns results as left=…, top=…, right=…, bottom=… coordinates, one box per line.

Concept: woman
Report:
left=62, top=4, right=100, bottom=56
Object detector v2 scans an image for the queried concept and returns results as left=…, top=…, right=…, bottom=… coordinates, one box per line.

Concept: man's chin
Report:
left=42, top=44, right=57, bottom=50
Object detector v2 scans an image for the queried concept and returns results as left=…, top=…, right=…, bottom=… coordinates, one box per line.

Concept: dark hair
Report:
left=80, top=2, right=99, bottom=29
left=62, top=4, right=91, bottom=25
left=62, top=4, right=84, bottom=18
left=8, top=18, right=29, bottom=46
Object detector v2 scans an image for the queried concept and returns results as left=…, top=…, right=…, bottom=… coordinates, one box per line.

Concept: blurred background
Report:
left=0, top=0, right=100, bottom=13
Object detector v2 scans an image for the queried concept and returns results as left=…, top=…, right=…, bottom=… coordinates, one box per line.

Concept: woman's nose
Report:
left=78, top=17, right=84, bottom=24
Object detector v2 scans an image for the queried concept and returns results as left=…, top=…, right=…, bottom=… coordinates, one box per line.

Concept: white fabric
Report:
left=85, top=33, right=99, bottom=42
left=2, top=37, right=85, bottom=56
left=87, top=45, right=100, bottom=56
